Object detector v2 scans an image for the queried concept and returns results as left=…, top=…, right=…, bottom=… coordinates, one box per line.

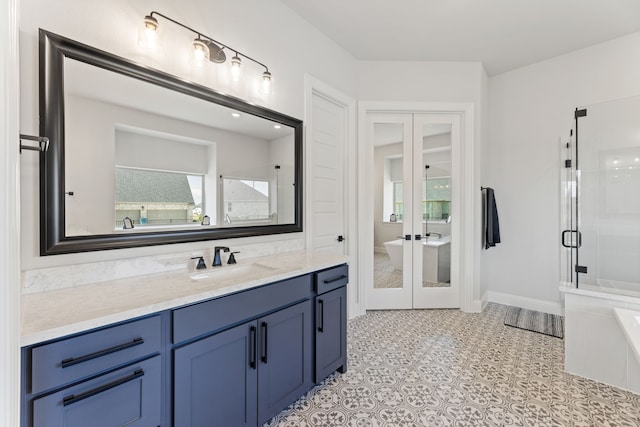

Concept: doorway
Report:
left=366, top=112, right=460, bottom=309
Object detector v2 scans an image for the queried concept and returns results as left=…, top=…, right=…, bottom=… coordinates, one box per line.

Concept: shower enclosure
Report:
left=561, top=95, right=640, bottom=297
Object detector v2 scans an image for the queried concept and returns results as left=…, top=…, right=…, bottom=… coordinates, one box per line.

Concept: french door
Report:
left=367, top=113, right=460, bottom=309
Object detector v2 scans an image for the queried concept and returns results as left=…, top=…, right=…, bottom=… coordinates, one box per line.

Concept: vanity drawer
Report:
left=30, top=315, right=161, bottom=395
left=173, top=274, right=312, bottom=344
left=315, top=264, right=349, bottom=294
left=33, top=355, right=161, bottom=427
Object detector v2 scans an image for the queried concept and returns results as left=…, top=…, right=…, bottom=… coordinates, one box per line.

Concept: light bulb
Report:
left=230, top=54, right=242, bottom=81
left=262, top=70, right=272, bottom=94
left=191, top=37, right=209, bottom=68
left=138, top=15, right=161, bottom=51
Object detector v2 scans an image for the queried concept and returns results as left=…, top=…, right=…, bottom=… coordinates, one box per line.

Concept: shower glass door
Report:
left=569, top=96, right=640, bottom=295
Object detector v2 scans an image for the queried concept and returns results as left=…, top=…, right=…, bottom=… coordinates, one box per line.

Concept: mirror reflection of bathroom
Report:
left=373, top=122, right=452, bottom=289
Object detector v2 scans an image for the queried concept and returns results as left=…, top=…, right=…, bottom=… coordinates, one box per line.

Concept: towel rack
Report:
left=19, top=134, right=49, bottom=154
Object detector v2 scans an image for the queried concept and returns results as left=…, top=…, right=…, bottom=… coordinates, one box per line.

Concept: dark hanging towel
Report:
left=483, top=187, right=501, bottom=249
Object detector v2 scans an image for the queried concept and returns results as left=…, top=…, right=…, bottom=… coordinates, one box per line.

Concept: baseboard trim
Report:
left=470, top=291, right=489, bottom=312
left=487, top=291, right=564, bottom=316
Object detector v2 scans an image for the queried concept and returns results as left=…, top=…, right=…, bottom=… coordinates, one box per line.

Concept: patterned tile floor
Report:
left=266, top=303, right=640, bottom=426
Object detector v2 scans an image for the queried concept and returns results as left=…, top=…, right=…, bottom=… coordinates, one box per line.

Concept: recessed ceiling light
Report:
left=613, top=159, right=619, bottom=164
left=273, top=124, right=281, bottom=129
left=231, top=113, right=241, bottom=118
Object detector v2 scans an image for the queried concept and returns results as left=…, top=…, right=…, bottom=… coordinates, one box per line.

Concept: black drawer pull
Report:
left=61, top=337, right=144, bottom=368
left=261, top=322, right=268, bottom=364
left=249, top=325, right=257, bottom=370
left=62, top=369, right=144, bottom=406
left=323, top=275, right=347, bottom=285
left=318, top=299, right=324, bottom=333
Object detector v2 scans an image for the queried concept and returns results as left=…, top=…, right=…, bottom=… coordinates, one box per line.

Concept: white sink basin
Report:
left=190, top=263, right=279, bottom=282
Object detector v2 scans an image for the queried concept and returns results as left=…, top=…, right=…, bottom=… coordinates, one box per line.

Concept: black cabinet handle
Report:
left=415, top=234, right=422, bottom=240
left=261, top=322, right=268, bottom=364
left=61, top=338, right=144, bottom=368
left=318, top=299, right=324, bottom=333
left=323, top=275, right=347, bottom=285
left=62, top=369, right=144, bottom=406
left=249, top=325, right=257, bottom=370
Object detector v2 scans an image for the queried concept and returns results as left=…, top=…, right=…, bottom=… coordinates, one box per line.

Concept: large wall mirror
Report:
left=39, top=30, right=302, bottom=255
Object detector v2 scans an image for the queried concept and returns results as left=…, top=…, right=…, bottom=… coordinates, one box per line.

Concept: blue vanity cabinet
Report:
left=174, top=321, right=258, bottom=427
left=32, top=356, right=162, bottom=427
left=22, top=315, right=163, bottom=427
left=256, top=300, right=312, bottom=425
left=172, top=274, right=313, bottom=427
left=314, top=264, right=348, bottom=383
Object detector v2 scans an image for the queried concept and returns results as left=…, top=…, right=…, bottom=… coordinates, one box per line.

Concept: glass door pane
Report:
left=412, top=114, right=459, bottom=308
left=575, top=97, right=640, bottom=295
left=368, top=114, right=413, bottom=309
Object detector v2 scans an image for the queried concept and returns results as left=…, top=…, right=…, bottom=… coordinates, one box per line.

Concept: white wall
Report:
left=1, top=0, right=20, bottom=424
left=485, top=32, right=640, bottom=309
left=19, top=0, right=358, bottom=269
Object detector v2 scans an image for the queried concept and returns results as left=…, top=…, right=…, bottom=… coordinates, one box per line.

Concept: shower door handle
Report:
left=562, top=230, right=581, bottom=248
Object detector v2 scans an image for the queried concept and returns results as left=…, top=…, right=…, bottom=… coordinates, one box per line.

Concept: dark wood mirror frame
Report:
left=39, top=29, right=303, bottom=255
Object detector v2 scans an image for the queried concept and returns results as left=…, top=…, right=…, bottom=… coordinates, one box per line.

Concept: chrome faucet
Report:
left=212, top=246, right=230, bottom=266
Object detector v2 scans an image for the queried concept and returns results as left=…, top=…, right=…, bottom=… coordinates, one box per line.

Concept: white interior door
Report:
left=411, top=114, right=459, bottom=308
left=367, top=114, right=413, bottom=309
left=367, top=113, right=459, bottom=310
left=308, top=92, right=346, bottom=254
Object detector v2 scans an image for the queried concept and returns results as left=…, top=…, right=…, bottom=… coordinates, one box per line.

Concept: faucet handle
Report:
left=228, top=251, right=240, bottom=264
left=190, top=256, right=207, bottom=270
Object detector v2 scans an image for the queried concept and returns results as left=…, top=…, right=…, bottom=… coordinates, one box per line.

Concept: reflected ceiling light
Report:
left=635, top=157, right=639, bottom=162
left=231, top=112, right=241, bottom=118
left=141, top=11, right=272, bottom=91
left=273, top=124, right=282, bottom=129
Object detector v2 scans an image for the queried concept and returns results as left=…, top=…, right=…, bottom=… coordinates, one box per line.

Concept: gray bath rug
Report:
left=504, top=306, right=564, bottom=338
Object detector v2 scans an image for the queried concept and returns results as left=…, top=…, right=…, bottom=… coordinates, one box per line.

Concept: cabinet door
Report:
left=174, top=322, right=257, bottom=427
left=32, top=356, right=161, bottom=427
left=257, top=301, right=312, bottom=425
left=315, top=286, right=347, bottom=382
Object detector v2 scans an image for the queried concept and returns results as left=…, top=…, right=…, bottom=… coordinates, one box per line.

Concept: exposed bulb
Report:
left=138, top=15, right=161, bottom=51
left=230, top=54, right=242, bottom=81
left=262, top=70, right=272, bottom=94
left=192, top=37, right=209, bottom=68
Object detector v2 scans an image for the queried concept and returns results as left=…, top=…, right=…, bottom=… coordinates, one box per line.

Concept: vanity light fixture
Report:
left=262, top=70, right=272, bottom=94
left=140, top=11, right=272, bottom=91
left=192, top=37, right=209, bottom=67
left=230, top=52, right=242, bottom=81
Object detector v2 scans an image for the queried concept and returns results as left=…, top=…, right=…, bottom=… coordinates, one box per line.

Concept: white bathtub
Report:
left=383, top=236, right=451, bottom=283
left=561, top=285, right=640, bottom=394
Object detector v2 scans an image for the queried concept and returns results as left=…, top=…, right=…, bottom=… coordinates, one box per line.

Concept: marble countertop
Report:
left=614, top=307, right=640, bottom=366
left=21, top=250, right=348, bottom=347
